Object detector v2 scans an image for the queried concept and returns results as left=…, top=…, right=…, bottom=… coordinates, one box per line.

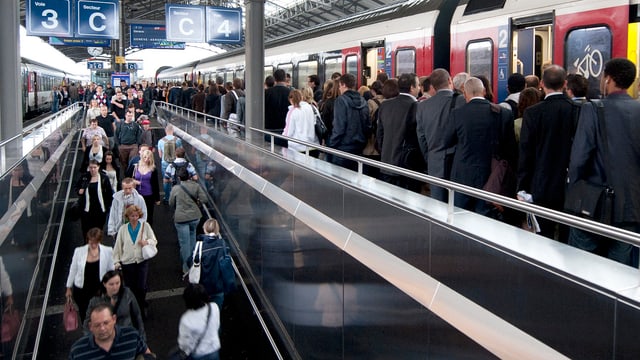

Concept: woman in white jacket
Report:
left=283, top=89, right=319, bottom=156
left=65, top=228, right=114, bottom=322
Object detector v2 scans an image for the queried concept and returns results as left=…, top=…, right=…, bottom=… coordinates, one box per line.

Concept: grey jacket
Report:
left=169, top=180, right=208, bottom=223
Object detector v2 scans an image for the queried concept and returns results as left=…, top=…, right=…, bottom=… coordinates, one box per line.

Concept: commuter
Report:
left=476, top=74, right=494, bottom=102
left=92, top=85, right=108, bottom=108
left=264, top=69, right=292, bottom=145
left=81, top=118, right=108, bottom=153
left=68, top=82, right=79, bottom=103
left=286, top=73, right=294, bottom=89
left=141, top=80, right=154, bottom=114
left=328, top=73, right=370, bottom=171
left=51, top=85, right=61, bottom=113
left=517, top=65, right=579, bottom=241
left=126, top=89, right=144, bottom=120
left=514, top=87, right=542, bottom=145
left=318, top=79, right=339, bottom=138
left=415, top=68, right=464, bottom=202
left=445, top=77, right=516, bottom=215
left=112, top=205, right=157, bottom=313
left=84, top=83, right=96, bottom=104
left=362, top=80, right=384, bottom=170
left=110, top=87, right=127, bottom=122
left=525, top=75, right=541, bottom=91
left=168, top=82, right=183, bottom=106
left=0, top=256, right=13, bottom=318
left=65, top=228, right=114, bottom=323
left=96, top=105, right=116, bottom=151
left=85, top=99, right=101, bottom=126
left=452, top=72, right=470, bottom=95
left=215, top=76, right=227, bottom=96
left=75, top=160, right=113, bottom=237
left=139, top=116, right=154, bottom=148
left=330, top=72, right=342, bottom=81
left=107, top=177, right=148, bottom=238
left=301, top=86, right=318, bottom=108
left=81, top=134, right=108, bottom=171
left=175, top=284, right=221, bottom=360
left=120, top=79, right=130, bottom=92
left=83, top=271, right=145, bottom=340
left=204, top=84, right=221, bottom=123
left=499, top=73, right=526, bottom=119
left=158, top=125, right=185, bottom=203
left=61, top=85, right=70, bottom=107
left=102, top=151, right=120, bottom=193
left=0, top=163, right=34, bottom=246
left=169, top=168, right=208, bottom=276
left=104, top=83, right=115, bottom=107
left=566, top=73, right=589, bottom=103
left=222, top=78, right=245, bottom=137
left=376, top=73, right=423, bottom=192
left=125, top=144, right=152, bottom=178
left=115, top=109, right=142, bottom=169
left=181, top=81, right=197, bottom=108
left=132, top=149, right=160, bottom=226
left=417, top=76, right=435, bottom=101
left=70, top=302, right=152, bottom=359
left=376, top=71, right=389, bottom=83
left=192, top=84, right=206, bottom=112
left=264, top=75, right=275, bottom=88
left=282, top=89, right=319, bottom=156
left=307, top=74, right=323, bottom=103
left=568, top=58, right=640, bottom=266
left=189, top=219, right=228, bottom=308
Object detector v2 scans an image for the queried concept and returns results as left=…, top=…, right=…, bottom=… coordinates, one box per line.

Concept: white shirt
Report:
left=178, top=303, right=221, bottom=356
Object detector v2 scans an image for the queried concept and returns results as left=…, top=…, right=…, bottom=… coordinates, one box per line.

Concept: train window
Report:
left=466, top=40, right=493, bottom=81
left=324, top=57, right=342, bottom=81
left=345, top=55, right=358, bottom=78
left=225, top=71, right=234, bottom=82
left=565, top=26, right=611, bottom=99
left=464, top=0, right=506, bottom=16
left=264, top=66, right=274, bottom=80
left=297, top=60, right=318, bottom=90
left=278, top=63, right=293, bottom=81
left=236, top=70, right=245, bottom=83
left=395, top=48, right=416, bottom=76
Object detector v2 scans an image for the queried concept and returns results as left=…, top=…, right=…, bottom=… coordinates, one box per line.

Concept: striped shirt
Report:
left=69, top=326, right=147, bottom=360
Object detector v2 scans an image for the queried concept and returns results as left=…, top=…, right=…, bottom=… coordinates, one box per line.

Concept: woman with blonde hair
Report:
left=113, top=205, right=157, bottom=313
left=132, top=149, right=160, bottom=226
left=283, top=89, right=319, bottom=155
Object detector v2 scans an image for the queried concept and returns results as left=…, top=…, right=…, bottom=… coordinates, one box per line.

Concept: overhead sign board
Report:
left=49, top=37, right=110, bottom=47
left=206, top=7, right=242, bottom=44
left=87, top=61, right=103, bottom=69
left=76, top=0, right=119, bottom=39
left=130, top=24, right=186, bottom=49
left=126, top=63, right=137, bottom=70
left=165, top=4, right=205, bottom=43
left=26, top=0, right=72, bottom=37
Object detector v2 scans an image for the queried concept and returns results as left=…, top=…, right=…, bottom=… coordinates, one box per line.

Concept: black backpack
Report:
left=505, top=99, right=518, bottom=119
left=172, top=161, right=189, bottom=185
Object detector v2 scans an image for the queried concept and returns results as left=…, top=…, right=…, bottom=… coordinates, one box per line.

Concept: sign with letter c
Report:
left=76, top=0, right=119, bottom=39
left=165, top=4, right=205, bottom=43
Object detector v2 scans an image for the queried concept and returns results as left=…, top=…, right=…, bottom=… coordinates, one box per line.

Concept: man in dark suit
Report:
left=416, top=69, right=464, bottom=201
left=568, top=58, right=640, bottom=266
left=264, top=69, right=291, bottom=146
left=517, top=65, right=579, bottom=241
left=446, top=77, right=516, bottom=215
left=376, top=73, right=422, bottom=192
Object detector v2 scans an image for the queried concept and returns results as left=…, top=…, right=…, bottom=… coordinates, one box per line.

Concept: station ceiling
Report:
left=19, top=0, right=404, bottom=63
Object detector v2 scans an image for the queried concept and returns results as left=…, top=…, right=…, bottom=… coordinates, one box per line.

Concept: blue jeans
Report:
left=162, top=161, right=171, bottom=202
left=175, top=219, right=200, bottom=273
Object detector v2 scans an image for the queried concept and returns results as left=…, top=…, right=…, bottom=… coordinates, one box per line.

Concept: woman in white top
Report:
left=178, top=284, right=221, bottom=360
left=282, top=89, right=319, bottom=156
left=65, top=228, right=114, bottom=322
left=101, top=150, right=120, bottom=194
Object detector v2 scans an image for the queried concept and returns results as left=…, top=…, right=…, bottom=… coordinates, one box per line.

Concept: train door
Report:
left=511, top=14, right=553, bottom=80
left=361, top=40, right=385, bottom=86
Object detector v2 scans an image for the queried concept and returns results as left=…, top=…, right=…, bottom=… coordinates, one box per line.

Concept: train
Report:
left=156, top=0, right=640, bottom=103
left=21, top=57, right=89, bottom=119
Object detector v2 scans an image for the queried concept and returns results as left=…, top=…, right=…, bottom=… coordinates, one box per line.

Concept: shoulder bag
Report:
left=189, top=241, right=203, bottom=284
left=168, top=303, right=212, bottom=360
left=564, top=100, right=614, bottom=224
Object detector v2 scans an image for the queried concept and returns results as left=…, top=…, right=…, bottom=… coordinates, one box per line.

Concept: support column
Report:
left=0, top=2, right=22, bottom=141
left=244, top=0, right=265, bottom=143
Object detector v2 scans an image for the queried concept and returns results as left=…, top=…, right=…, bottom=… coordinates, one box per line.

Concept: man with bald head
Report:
left=445, top=77, right=516, bottom=215
left=517, top=64, right=579, bottom=242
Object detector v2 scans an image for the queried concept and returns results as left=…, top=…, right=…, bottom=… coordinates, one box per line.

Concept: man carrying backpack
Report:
left=158, top=124, right=183, bottom=204
left=163, top=147, right=199, bottom=204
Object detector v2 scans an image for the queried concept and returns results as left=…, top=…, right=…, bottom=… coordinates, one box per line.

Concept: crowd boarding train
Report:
left=21, top=57, right=88, bottom=120
left=157, top=0, right=640, bottom=103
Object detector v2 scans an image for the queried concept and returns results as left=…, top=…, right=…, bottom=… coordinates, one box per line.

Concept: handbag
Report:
left=63, top=299, right=78, bottom=332
left=563, top=100, right=614, bottom=224
left=1, top=307, right=20, bottom=343
left=167, top=347, right=188, bottom=360
left=313, top=106, right=327, bottom=141
left=218, top=241, right=236, bottom=294
left=189, top=241, right=203, bottom=284
left=140, top=222, right=158, bottom=260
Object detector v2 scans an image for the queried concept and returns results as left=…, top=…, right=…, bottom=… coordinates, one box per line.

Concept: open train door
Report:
left=511, top=13, right=553, bottom=80
left=361, top=40, right=385, bottom=86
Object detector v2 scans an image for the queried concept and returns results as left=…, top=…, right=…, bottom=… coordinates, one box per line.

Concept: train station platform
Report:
left=1, top=102, right=640, bottom=359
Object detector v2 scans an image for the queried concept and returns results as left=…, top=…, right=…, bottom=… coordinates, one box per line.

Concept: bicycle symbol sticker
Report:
left=572, top=45, right=603, bottom=79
